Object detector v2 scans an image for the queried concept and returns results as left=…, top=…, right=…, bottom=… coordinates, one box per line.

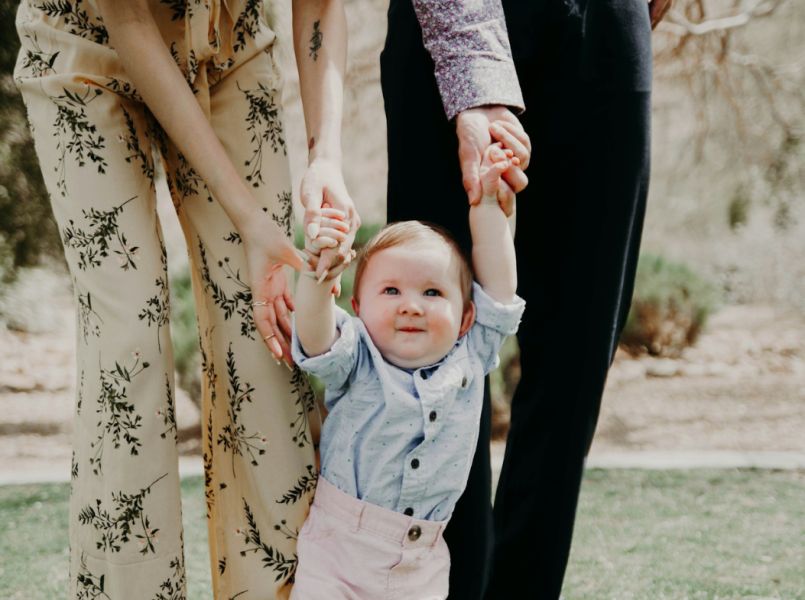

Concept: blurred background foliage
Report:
left=0, top=0, right=62, bottom=283
left=0, top=0, right=803, bottom=410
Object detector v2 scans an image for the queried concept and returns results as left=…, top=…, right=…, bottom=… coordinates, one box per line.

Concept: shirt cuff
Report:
left=437, top=57, right=525, bottom=121
left=291, top=307, right=358, bottom=385
left=471, top=281, right=526, bottom=336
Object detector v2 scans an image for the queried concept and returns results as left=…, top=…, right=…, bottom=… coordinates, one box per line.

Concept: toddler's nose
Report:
left=398, top=298, right=424, bottom=315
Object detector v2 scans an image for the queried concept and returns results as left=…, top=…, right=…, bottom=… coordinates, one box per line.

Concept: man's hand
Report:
left=299, top=157, right=361, bottom=280
left=456, top=106, right=531, bottom=216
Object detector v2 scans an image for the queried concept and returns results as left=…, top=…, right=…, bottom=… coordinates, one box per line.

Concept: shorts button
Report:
left=403, top=507, right=414, bottom=516
left=408, top=525, right=422, bottom=541
left=411, top=458, right=420, bottom=469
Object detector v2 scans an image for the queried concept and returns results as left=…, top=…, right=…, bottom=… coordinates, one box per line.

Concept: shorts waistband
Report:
left=313, top=476, right=447, bottom=548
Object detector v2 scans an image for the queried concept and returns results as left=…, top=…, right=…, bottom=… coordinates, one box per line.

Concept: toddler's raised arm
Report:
left=469, top=143, right=518, bottom=304
left=294, top=208, right=352, bottom=356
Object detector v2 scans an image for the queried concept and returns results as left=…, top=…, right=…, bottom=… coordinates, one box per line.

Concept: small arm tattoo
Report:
left=309, top=20, right=323, bottom=61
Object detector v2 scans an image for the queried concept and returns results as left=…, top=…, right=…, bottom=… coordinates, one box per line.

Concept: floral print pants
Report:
left=14, top=3, right=319, bottom=598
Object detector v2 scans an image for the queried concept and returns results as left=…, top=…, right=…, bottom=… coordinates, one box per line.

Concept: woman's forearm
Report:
left=97, top=0, right=262, bottom=234
left=292, top=0, right=347, bottom=164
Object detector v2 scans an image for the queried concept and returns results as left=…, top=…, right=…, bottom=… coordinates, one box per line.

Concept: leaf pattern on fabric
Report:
left=218, top=344, right=266, bottom=476
left=51, top=85, right=107, bottom=196
left=138, top=242, right=170, bottom=352
left=198, top=239, right=256, bottom=339
left=76, top=284, right=103, bottom=343
left=239, top=81, right=287, bottom=188
left=232, top=0, right=261, bottom=53
left=157, top=373, right=177, bottom=442
left=19, top=30, right=60, bottom=77
left=76, top=552, right=110, bottom=599
left=276, top=464, right=317, bottom=506
left=89, top=352, right=149, bottom=475
left=78, top=473, right=168, bottom=554
left=203, top=410, right=215, bottom=518
left=120, top=106, right=155, bottom=188
left=239, top=498, right=297, bottom=585
left=35, top=0, right=108, bottom=44
left=62, top=196, right=139, bottom=271
left=271, top=191, right=293, bottom=238
left=151, top=554, right=186, bottom=600
left=289, top=366, right=316, bottom=449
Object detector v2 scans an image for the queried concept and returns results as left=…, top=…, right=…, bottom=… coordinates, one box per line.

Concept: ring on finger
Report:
left=264, top=333, right=276, bottom=341
left=252, top=300, right=269, bottom=307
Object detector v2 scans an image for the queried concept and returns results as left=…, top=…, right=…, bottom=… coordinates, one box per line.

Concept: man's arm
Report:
left=410, top=0, right=524, bottom=120
left=411, top=0, right=531, bottom=210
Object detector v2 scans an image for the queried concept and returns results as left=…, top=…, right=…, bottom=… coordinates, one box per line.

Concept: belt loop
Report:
left=353, top=503, right=365, bottom=533
left=430, top=522, right=445, bottom=548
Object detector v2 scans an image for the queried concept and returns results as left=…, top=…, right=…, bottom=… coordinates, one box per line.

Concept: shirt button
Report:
left=407, top=525, right=422, bottom=541
left=411, top=458, right=420, bottom=469
left=429, top=411, right=437, bottom=422
left=404, top=507, right=414, bottom=516
left=461, top=376, right=468, bottom=388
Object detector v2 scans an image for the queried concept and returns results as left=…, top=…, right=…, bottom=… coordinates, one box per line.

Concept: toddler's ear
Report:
left=459, top=301, right=476, bottom=338
left=351, top=296, right=360, bottom=316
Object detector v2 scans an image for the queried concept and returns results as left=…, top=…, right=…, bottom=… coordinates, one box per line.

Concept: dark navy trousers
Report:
left=381, top=1, right=652, bottom=598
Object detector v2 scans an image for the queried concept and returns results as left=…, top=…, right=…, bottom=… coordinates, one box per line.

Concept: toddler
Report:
left=290, top=143, right=524, bottom=599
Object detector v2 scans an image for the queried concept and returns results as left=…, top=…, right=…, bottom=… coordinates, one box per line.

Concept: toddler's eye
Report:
left=382, top=287, right=399, bottom=295
left=424, top=288, right=442, bottom=297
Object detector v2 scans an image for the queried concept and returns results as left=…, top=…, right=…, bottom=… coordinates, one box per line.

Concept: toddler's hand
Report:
left=480, top=142, right=518, bottom=206
left=302, top=204, right=354, bottom=289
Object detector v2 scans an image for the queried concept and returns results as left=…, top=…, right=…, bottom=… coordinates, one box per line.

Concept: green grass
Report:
left=1, top=470, right=803, bottom=599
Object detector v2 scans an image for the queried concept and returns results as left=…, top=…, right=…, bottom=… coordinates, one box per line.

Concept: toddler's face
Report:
left=352, top=240, right=474, bottom=370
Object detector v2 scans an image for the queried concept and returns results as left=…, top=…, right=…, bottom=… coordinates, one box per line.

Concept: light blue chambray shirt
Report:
left=292, top=282, right=525, bottom=522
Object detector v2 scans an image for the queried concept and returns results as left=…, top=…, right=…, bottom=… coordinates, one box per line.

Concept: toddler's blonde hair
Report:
left=353, top=221, right=473, bottom=308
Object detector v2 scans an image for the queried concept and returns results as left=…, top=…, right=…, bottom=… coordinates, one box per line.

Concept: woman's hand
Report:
left=241, top=215, right=306, bottom=366
left=300, top=157, right=361, bottom=280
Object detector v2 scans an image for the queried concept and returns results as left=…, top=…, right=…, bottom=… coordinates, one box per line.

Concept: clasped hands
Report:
left=253, top=107, right=531, bottom=366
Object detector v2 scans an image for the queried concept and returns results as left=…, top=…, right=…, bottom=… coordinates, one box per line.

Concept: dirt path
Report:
left=1, top=277, right=804, bottom=481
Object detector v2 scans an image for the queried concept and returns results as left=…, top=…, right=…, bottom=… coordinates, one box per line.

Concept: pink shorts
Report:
left=290, top=476, right=450, bottom=600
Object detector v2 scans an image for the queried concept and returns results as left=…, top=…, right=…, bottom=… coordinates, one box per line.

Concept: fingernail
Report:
left=306, top=222, right=320, bottom=238
left=317, top=269, right=329, bottom=284
left=284, top=361, right=294, bottom=372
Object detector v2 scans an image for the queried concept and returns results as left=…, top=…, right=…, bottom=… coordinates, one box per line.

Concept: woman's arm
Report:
left=292, top=0, right=360, bottom=279
left=97, top=0, right=303, bottom=363
left=97, top=1, right=294, bottom=250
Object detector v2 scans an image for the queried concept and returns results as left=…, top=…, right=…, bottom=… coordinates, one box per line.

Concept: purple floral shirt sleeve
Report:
left=411, top=0, right=525, bottom=120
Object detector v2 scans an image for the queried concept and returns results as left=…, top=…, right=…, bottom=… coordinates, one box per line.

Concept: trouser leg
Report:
left=488, top=3, right=652, bottom=597
left=164, top=49, right=320, bottom=600
left=381, top=4, right=492, bottom=597
left=16, top=74, right=185, bottom=598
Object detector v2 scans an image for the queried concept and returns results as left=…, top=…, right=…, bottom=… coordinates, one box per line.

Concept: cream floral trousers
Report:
left=14, top=2, right=319, bottom=598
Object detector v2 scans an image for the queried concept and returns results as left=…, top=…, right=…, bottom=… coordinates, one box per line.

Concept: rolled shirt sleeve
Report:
left=411, top=0, right=525, bottom=120
left=467, top=281, right=526, bottom=374
left=291, top=307, right=361, bottom=407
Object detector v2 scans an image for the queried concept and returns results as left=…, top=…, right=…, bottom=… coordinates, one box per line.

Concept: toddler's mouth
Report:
left=397, top=327, right=425, bottom=333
